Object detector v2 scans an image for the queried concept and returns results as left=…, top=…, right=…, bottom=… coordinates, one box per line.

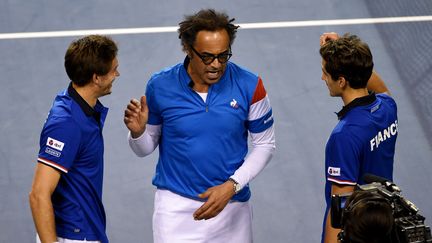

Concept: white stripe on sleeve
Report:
left=37, top=158, right=68, bottom=173
left=248, top=94, right=271, bottom=121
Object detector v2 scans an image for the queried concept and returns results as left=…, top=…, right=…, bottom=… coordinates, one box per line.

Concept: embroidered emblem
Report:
left=230, top=99, right=239, bottom=109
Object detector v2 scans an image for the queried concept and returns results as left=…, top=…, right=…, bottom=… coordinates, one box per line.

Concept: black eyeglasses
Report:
left=190, top=45, right=232, bottom=65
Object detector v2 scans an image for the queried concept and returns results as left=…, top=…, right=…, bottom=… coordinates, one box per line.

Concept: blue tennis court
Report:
left=1, top=0, right=431, bottom=242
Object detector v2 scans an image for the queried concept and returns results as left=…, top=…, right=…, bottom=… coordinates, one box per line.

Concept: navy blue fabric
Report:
left=38, top=85, right=109, bottom=242
left=321, top=93, right=398, bottom=242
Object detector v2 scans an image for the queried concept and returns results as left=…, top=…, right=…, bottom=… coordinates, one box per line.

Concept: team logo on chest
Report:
left=230, top=99, right=239, bottom=109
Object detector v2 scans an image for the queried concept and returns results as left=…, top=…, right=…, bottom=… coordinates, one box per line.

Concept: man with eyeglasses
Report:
left=124, top=9, right=275, bottom=243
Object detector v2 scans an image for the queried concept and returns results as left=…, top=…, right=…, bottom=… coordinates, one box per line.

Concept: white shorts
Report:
left=153, top=189, right=253, bottom=243
left=36, top=234, right=100, bottom=243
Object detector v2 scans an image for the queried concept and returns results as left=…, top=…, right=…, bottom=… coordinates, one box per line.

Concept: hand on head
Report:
left=320, top=32, right=340, bottom=46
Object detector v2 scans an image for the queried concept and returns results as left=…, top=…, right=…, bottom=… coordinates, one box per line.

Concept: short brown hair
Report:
left=319, top=34, right=373, bottom=89
left=64, top=35, right=118, bottom=86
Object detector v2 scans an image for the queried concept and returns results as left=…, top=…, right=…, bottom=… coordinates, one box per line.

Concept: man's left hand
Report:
left=193, top=181, right=236, bottom=220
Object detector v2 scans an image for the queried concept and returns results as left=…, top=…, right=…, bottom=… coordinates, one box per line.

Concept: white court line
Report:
left=1, top=16, right=431, bottom=40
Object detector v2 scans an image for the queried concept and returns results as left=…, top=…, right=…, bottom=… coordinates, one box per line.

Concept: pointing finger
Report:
left=140, top=96, right=148, bottom=113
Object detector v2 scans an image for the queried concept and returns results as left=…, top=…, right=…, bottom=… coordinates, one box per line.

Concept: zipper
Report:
left=205, top=85, right=212, bottom=112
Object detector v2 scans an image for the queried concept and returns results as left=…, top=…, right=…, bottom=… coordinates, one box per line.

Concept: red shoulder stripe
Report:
left=251, top=77, right=267, bottom=104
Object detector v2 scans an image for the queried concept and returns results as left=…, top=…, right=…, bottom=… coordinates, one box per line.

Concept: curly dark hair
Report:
left=319, top=34, right=374, bottom=89
left=178, top=9, right=239, bottom=52
left=64, top=35, right=118, bottom=86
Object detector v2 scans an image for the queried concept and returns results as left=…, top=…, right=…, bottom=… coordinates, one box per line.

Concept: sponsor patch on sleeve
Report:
left=327, top=166, right=341, bottom=176
left=45, top=147, right=62, bottom=157
left=46, top=137, right=65, bottom=151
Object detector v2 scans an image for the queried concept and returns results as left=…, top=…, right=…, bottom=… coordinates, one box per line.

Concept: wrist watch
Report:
left=228, top=178, right=241, bottom=194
